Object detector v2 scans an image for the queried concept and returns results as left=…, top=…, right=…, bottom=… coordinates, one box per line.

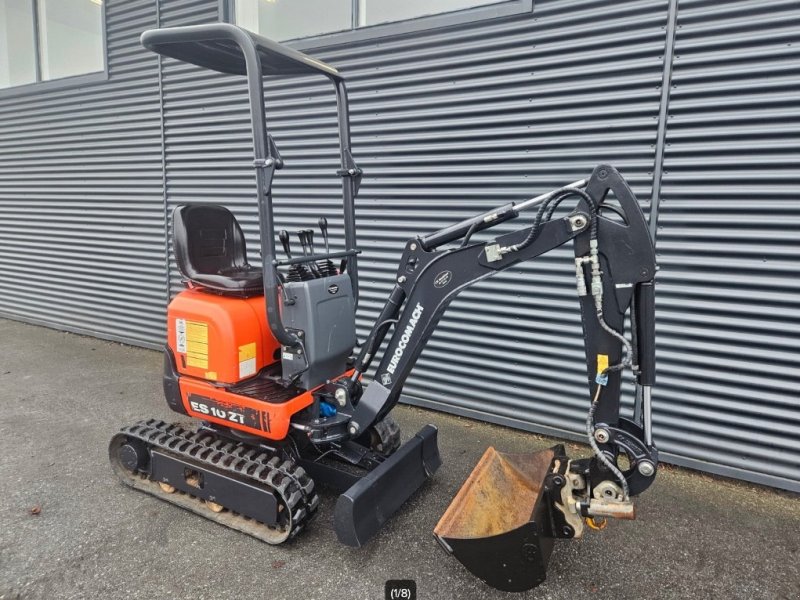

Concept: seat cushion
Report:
left=190, top=265, right=263, bottom=296
left=173, top=204, right=263, bottom=297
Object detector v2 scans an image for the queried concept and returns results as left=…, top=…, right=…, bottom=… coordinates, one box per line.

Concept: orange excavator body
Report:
left=165, top=287, right=328, bottom=441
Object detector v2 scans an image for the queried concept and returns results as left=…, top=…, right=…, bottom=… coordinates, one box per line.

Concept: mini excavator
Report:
left=109, top=24, right=658, bottom=592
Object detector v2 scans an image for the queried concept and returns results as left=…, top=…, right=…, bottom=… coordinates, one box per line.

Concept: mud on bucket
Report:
left=434, top=445, right=566, bottom=592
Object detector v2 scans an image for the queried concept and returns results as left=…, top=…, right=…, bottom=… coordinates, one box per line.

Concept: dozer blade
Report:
left=434, top=445, right=565, bottom=592
left=335, top=424, right=441, bottom=547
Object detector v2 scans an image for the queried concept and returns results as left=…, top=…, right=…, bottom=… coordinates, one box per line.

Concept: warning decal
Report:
left=176, top=319, right=187, bottom=353
left=596, top=353, right=609, bottom=377
left=238, top=342, right=257, bottom=379
left=184, top=320, right=209, bottom=369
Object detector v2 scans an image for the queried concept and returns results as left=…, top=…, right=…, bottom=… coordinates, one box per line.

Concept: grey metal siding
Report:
left=655, top=0, right=800, bottom=488
left=0, top=0, right=166, bottom=347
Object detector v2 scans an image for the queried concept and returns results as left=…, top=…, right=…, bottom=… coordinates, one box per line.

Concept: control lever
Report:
left=279, top=229, right=293, bottom=259
left=305, top=229, right=323, bottom=278
left=297, top=230, right=322, bottom=278
left=317, top=217, right=338, bottom=276
left=282, top=229, right=311, bottom=282
left=297, top=230, right=310, bottom=256
left=306, top=228, right=317, bottom=256
left=319, top=217, right=331, bottom=253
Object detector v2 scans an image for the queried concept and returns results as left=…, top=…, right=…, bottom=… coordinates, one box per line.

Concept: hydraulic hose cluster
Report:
left=499, top=186, right=599, bottom=256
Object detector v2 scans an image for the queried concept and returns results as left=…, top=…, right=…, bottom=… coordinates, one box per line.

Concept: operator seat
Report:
left=172, top=204, right=263, bottom=297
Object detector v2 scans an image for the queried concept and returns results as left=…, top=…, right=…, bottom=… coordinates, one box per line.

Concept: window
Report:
left=233, top=0, right=518, bottom=42
left=360, top=0, right=507, bottom=27
left=235, top=0, right=352, bottom=41
left=0, top=0, right=36, bottom=87
left=0, top=0, right=104, bottom=90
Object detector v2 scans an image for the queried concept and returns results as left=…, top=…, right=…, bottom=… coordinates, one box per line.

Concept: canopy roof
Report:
left=140, top=23, right=341, bottom=80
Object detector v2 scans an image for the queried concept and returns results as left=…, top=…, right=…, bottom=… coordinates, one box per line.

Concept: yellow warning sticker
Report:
left=185, top=320, right=208, bottom=369
left=205, top=371, right=218, bottom=381
left=238, top=342, right=256, bottom=362
left=238, top=342, right=257, bottom=378
left=597, top=353, right=609, bottom=377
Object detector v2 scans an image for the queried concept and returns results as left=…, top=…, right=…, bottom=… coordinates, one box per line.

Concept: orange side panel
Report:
left=167, top=289, right=280, bottom=385
left=178, top=369, right=357, bottom=441
left=179, top=379, right=314, bottom=441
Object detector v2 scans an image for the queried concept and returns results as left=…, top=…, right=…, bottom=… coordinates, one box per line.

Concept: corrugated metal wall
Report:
left=0, top=1, right=166, bottom=346
left=655, top=0, right=800, bottom=488
left=0, top=0, right=797, bottom=492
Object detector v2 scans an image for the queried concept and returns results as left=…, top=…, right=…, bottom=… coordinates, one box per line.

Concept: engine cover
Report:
left=167, top=288, right=280, bottom=385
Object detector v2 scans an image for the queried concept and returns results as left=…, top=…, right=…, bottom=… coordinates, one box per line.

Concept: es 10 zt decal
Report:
left=187, top=393, right=271, bottom=432
left=386, top=302, right=424, bottom=375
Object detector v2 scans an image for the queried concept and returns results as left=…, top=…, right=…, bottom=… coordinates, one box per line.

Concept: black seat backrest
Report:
left=173, top=204, right=249, bottom=282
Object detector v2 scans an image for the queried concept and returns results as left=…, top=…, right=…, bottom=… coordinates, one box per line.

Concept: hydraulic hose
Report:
left=587, top=381, right=631, bottom=499
left=502, top=186, right=599, bottom=256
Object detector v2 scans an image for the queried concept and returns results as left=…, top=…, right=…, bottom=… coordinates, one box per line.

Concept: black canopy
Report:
left=140, top=23, right=341, bottom=80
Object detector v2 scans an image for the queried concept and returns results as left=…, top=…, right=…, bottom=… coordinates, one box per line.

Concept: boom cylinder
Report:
left=419, top=203, right=518, bottom=250
left=418, top=179, right=586, bottom=251
left=353, top=284, right=406, bottom=374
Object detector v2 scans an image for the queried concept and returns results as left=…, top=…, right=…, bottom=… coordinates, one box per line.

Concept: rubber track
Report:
left=112, top=419, right=320, bottom=543
left=371, top=414, right=402, bottom=456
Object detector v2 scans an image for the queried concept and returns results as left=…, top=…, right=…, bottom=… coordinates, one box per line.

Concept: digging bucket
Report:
left=434, top=445, right=566, bottom=592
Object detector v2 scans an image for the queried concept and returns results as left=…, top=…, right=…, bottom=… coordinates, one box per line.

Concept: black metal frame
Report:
left=141, top=23, right=361, bottom=348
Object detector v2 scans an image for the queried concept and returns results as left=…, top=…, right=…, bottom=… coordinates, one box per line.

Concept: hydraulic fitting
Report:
left=590, top=240, right=603, bottom=299
left=574, top=257, right=589, bottom=296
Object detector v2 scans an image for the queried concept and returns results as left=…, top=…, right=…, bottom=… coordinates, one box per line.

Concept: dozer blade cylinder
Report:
left=334, top=424, right=441, bottom=547
left=434, top=446, right=565, bottom=592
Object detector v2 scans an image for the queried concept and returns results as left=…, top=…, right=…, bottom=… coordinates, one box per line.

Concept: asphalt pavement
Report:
left=0, top=318, right=798, bottom=600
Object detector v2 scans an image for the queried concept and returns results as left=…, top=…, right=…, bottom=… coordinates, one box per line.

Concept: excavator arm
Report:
left=336, top=165, right=658, bottom=589
left=348, top=165, right=656, bottom=485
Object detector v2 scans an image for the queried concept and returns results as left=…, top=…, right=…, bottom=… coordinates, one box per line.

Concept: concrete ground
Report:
left=0, top=318, right=798, bottom=600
